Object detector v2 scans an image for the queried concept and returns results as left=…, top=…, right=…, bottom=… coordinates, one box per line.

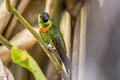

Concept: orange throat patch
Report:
left=39, top=23, right=52, bottom=33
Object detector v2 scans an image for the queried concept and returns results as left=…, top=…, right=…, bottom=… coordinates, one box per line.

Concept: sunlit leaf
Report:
left=11, top=46, right=47, bottom=80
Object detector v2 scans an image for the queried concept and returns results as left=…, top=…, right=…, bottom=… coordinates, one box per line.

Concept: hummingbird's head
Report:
left=38, top=12, right=50, bottom=27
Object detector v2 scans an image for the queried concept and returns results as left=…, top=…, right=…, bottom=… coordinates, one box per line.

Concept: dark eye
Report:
left=43, top=18, right=48, bottom=22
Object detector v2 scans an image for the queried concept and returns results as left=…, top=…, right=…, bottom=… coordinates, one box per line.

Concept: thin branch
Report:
left=0, top=34, right=12, bottom=49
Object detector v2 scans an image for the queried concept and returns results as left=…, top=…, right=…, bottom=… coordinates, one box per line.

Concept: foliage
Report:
left=11, top=46, right=47, bottom=80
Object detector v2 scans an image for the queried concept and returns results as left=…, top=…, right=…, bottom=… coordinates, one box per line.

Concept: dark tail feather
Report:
left=60, top=51, right=72, bottom=75
left=53, top=38, right=72, bottom=75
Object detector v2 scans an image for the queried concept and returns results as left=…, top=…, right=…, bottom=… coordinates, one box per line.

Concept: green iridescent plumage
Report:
left=38, top=12, right=71, bottom=74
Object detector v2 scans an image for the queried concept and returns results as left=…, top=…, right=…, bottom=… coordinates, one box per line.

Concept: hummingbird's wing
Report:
left=52, top=28, right=72, bottom=74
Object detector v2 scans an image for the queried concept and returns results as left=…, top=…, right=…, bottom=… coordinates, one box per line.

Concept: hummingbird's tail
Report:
left=60, top=51, right=72, bottom=75
left=53, top=37, right=72, bottom=75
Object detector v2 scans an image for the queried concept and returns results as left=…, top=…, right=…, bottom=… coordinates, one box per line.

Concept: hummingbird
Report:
left=38, top=12, right=71, bottom=74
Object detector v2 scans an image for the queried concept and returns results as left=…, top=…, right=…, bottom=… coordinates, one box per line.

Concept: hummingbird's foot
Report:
left=46, top=43, right=56, bottom=50
left=45, top=43, right=53, bottom=49
left=47, top=44, right=52, bottom=49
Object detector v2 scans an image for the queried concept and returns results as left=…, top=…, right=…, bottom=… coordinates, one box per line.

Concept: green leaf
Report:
left=11, top=46, right=47, bottom=80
